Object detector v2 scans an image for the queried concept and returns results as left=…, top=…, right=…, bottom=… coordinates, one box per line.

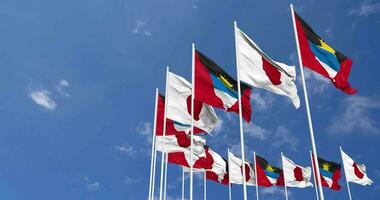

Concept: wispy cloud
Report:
left=349, top=1, right=380, bottom=16
left=29, top=89, right=57, bottom=111
left=83, top=176, right=100, bottom=191
left=213, top=118, right=224, bottom=135
left=113, top=143, right=137, bottom=157
left=136, top=122, right=153, bottom=143
left=272, top=126, right=298, bottom=152
left=244, top=122, right=269, bottom=140
left=251, top=92, right=275, bottom=111
left=132, top=20, right=151, bottom=36
left=328, top=96, right=380, bottom=135
left=124, top=176, right=141, bottom=184
left=302, top=68, right=330, bottom=95
left=56, top=79, right=71, bottom=97
left=261, top=187, right=292, bottom=197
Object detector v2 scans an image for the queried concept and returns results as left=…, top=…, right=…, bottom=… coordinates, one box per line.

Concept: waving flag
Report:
left=255, top=155, right=284, bottom=187
left=282, top=154, right=313, bottom=188
left=167, top=72, right=218, bottom=134
left=156, top=94, right=205, bottom=136
left=194, top=50, right=252, bottom=122
left=228, top=151, right=256, bottom=186
left=340, top=149, right=373, bottom=186
left=155, top=133, right=206, bottom=157
left=236, top=27, right=300, bottom=108
left=294, top=12, right=357, bottom=94
left=316, top=157, right=341, bottom=190
left=169, top=145, right=228, bottom=183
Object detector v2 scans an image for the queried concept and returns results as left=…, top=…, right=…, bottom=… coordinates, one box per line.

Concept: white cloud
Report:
left=124, top=176, right=140, bottom=184
left=261, top=187, right=292, bottom=197
left=56, top=79, right=71, bottom=97
left=83, top=176, right=100, bottom=191
left=244, top=122, right=269, bottom=140
left=271, top=126, right=298, bottom=152
left=114, top=144, right=137, bottom=157
left=324, top=27, right=333, bottom=38
left=29, top=89, right=57, bottom=111
left=302, top=68, right=330, bottom=94
left=213, top=119, right=224, bottom=135
left=349, top=1, right=380, bottom=16
left=251, top=92, right=275, bottom=111
left=328, top=96, right=380, bottom=135
left=136, top=122, right=153, bottom=143
left=132, top=20, right=151, bottom=36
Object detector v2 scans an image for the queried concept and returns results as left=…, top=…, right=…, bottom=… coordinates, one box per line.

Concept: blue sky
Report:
left=0, top=0, right=380, bottom=199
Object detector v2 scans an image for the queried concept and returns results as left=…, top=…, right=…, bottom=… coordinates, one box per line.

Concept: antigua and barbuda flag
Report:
left=166, top=72, right=218, bottom=134
left=294, top=12, right=357, bottom=94
left=316, top=157, right=341, bottom=190
left=156, top=94, right=205, bottom=136
left=228, top=151, right=256, bottom=186
left=236, top=27, right=300, bottom=108
left=282, top=154, right=313, bottom=188
left=340, top=148, right=373, bottom=186
left=194, top=49, right=252, bottom=122
left=255, top=155, right=284, bottom=187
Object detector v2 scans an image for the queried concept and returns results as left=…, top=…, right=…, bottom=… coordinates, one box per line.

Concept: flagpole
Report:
left=204, top=171, right=207, bottom=200
left=228, top=148, right=232, bottom=200
left=234, top=20, right=248, bottom=200
left=163, top=153, right=168, bottom=200
left=340, top=146, right=353, bottom=200
left=152, top=123, right=159, bottom=200
left=159, top=66, right=170, bottom=200
left=190, top=42, right=195, bottom=200
left=290, top=4, right=325, bottom=200
left=281, top=152, right=289, bottom=200
left=182, top=168, right=185, bottom=200
left=253, top=151, right=259, bottom=200
left=148, top=89, right=159, bottom=200
left=310, top=150, right=320, bottom=200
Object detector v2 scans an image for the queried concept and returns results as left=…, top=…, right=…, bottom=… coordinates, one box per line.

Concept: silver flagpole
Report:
left=163, top=153, right=168, bottom=200
left=233, top=20, right=248, bottom=200
left=159, top=67, right=170, bottom=200
left=148, top=89, right=159, bottom=200
left=281, top=152, right=289, bottom=200
left=290, top=4, right=325, bottom=200
left=182, top=168, right=185, bottom=200
left=228, top=148, right=232, bottom=200
left=310, top=150, right=320, bottom=200
left=340, top=146, right=353, bottom=200
left=190, top=43, right=195, bottom=200
left=152, top=123, right=158, bottom=200
left=253, top=151, right=259, bottom=200
left=204, top=171, right=207, bottom=200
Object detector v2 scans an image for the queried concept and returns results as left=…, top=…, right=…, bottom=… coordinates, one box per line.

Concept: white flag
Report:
left=236, top=27, right=300, bottom=108
left=167, top=72, right=218, bottom=134
left=282, top=154, right=313, bottom=188
left=228, top=151, right=256, bottom=186
left=341, top=149, right=373, bottom=186
left=156, top=134, right=206, bottom=158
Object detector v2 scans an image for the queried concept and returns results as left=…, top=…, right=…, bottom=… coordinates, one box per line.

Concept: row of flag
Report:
left=148, top=5, right=367, bottom=200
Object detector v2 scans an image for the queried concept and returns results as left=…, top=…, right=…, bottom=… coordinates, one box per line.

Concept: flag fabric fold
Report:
left=228, top=152, right=256, bottom=186
left=341, top=149, right=373, bottom=186
left=156, top=133, right=206, bottom=157
left=282, top=154, right=313, bottom=188
left=316, top=157, right=342, bottom=191
left=194, top=49, right=252, bottom=122
left=236, top=27, right=300, bottom=108
left=167, top=72, right=218, bottom=134
left=255, top=155, right=284, bottom=187
left=294, top=12, right=357, bottom=94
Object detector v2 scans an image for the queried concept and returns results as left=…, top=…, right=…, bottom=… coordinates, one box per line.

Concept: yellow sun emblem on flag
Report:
left=266, top=165, right=275, bottom=172
left=219, top=75, right=234, bottom=88
left=322, top=163, right=331, bottom=171
left=319, top=39, right=336, bottom=54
